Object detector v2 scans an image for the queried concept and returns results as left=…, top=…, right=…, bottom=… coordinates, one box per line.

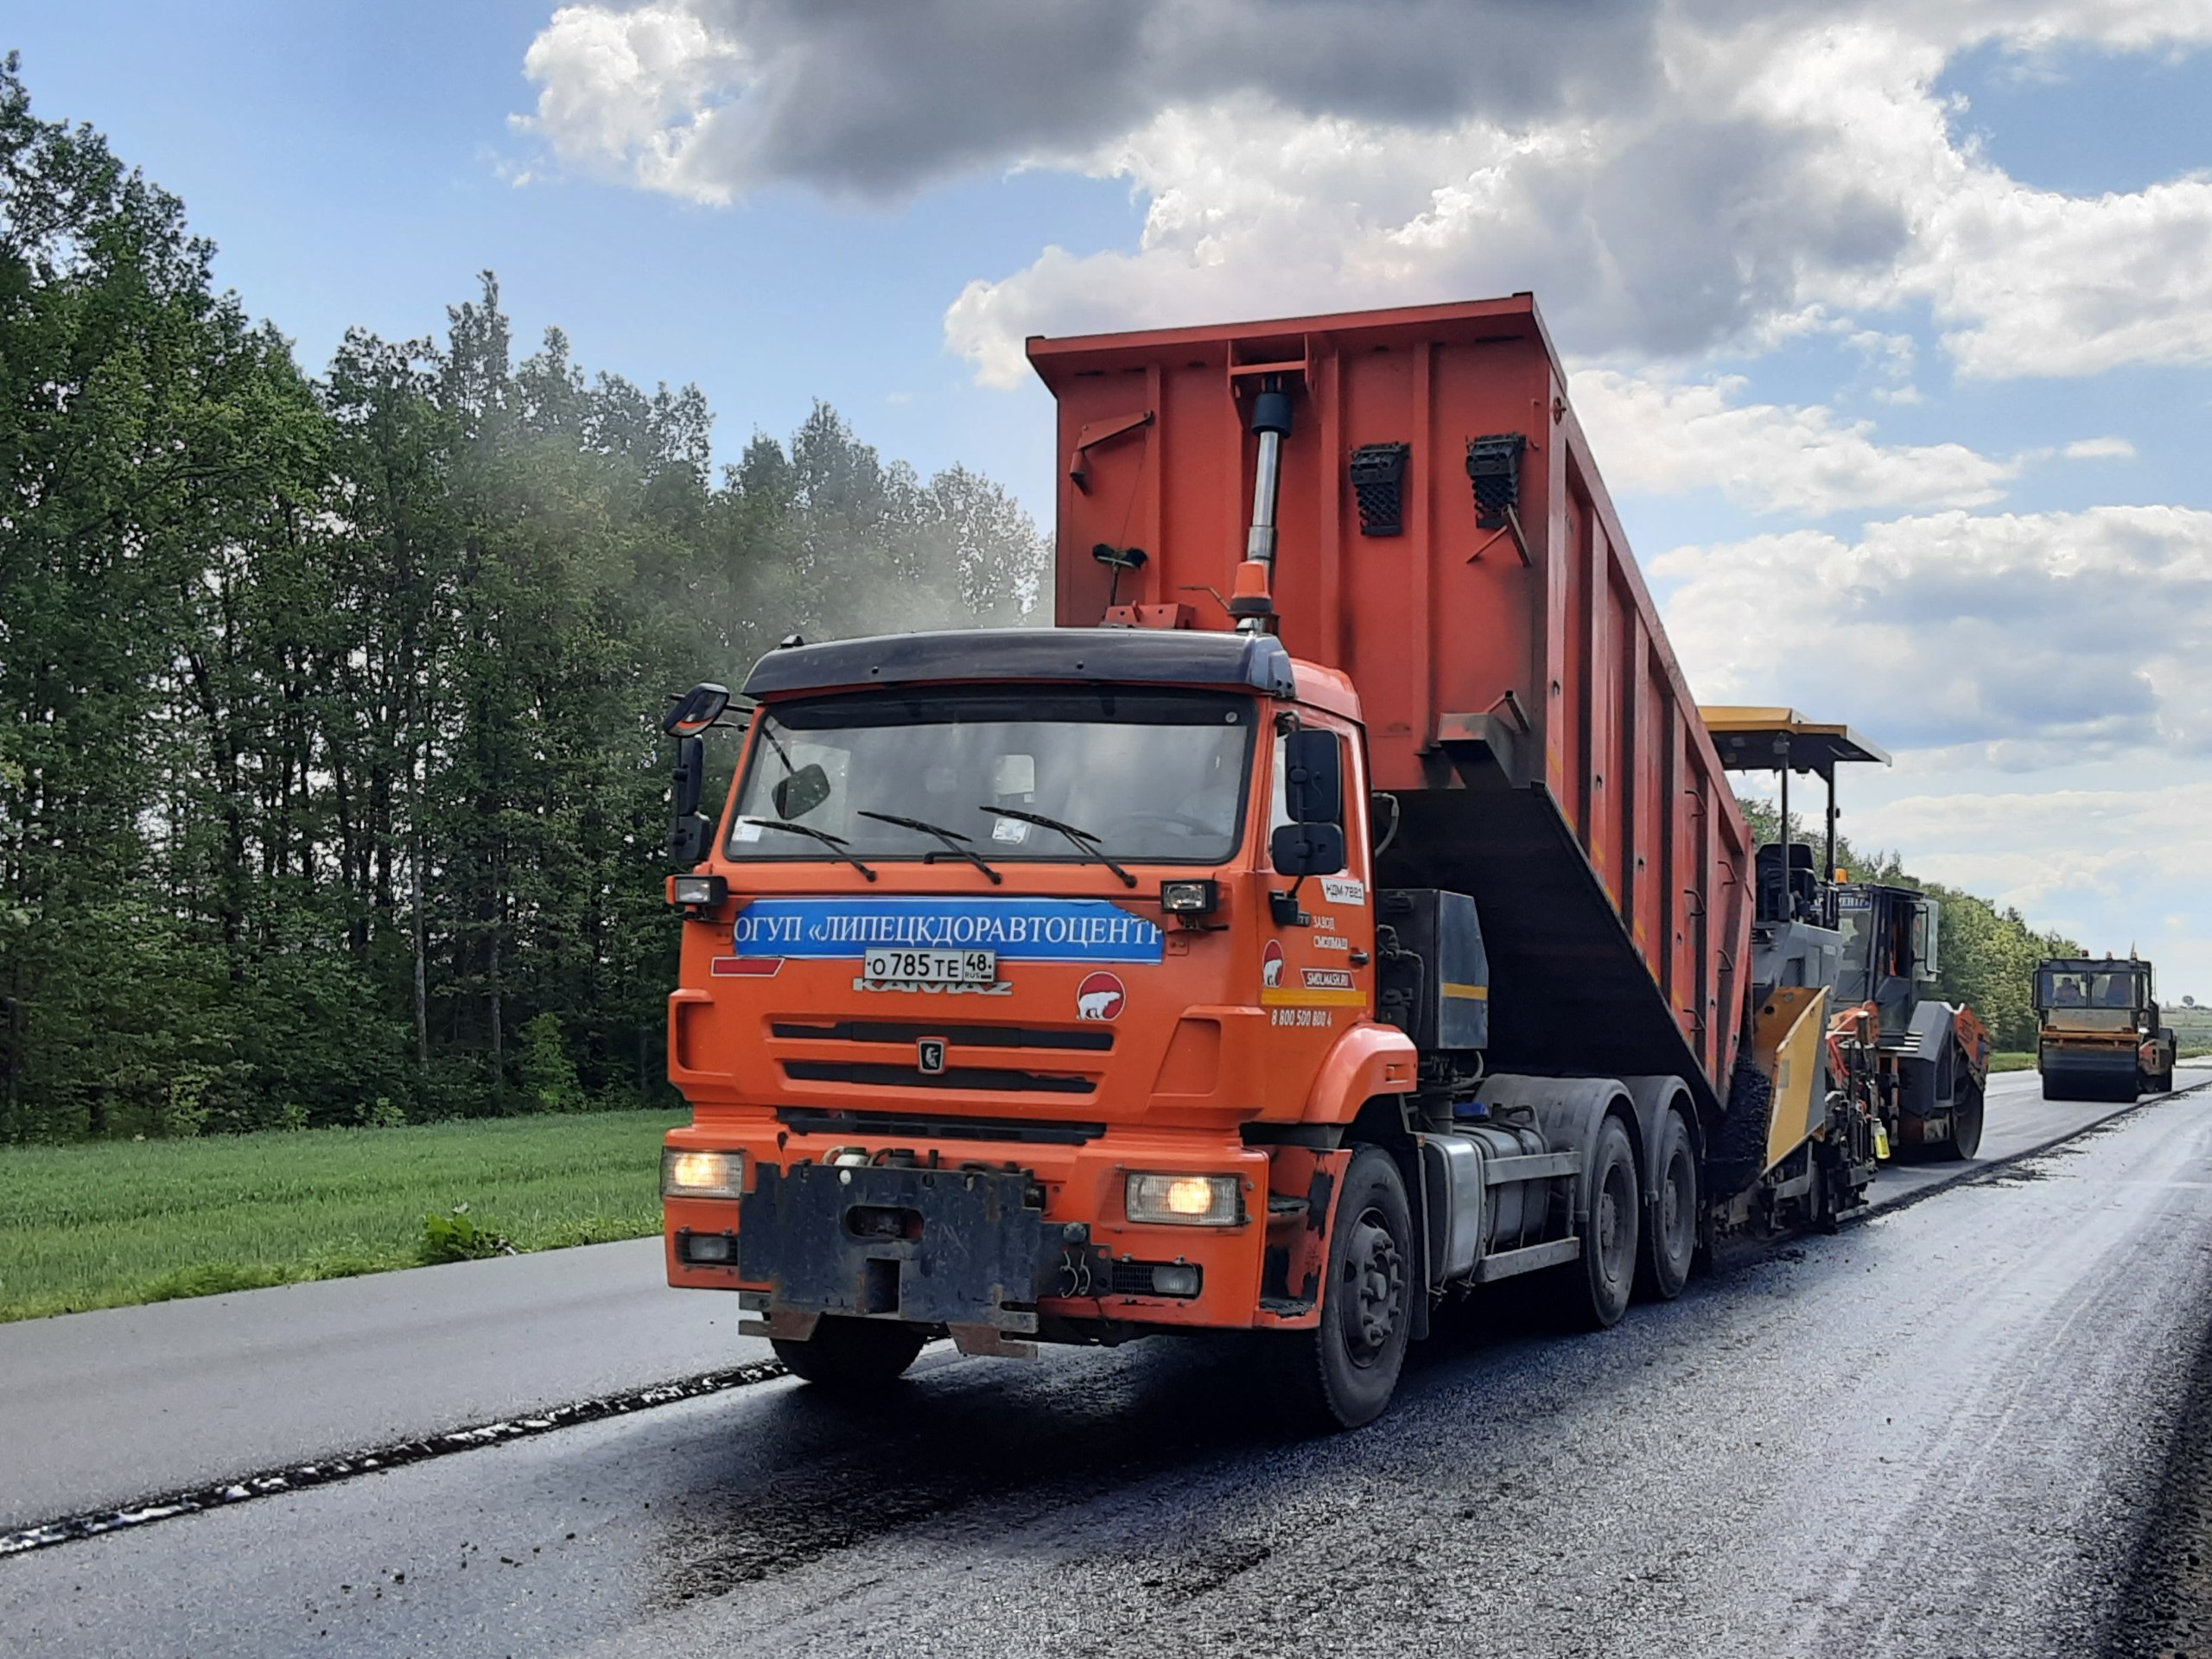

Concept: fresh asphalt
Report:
left=4, top=1064, right=2209, bottom=1656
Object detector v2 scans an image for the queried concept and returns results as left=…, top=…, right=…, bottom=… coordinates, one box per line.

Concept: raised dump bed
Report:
left=1030, top=296, right=1752, bottom=1114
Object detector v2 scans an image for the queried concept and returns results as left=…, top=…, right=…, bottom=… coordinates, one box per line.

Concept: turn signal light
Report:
left=1125, top=1172, right=1240, bottom=1226
left=661, top=1147, right=743, bottom=1198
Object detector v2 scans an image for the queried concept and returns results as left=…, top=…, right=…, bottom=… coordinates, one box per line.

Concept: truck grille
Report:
left=778, top=1107, right=1104, bottom=1146
left=781, top=1060, right=1097, bottom=1095
left=771, top=1019, right=1112, bottom=1052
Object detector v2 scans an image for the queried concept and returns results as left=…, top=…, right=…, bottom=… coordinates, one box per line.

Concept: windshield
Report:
left=2038, top=967, right=2141, bottom=1010
left=728, top=687, right=1257, bottom=866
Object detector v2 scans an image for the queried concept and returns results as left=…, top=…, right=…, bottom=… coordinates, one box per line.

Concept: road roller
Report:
left=2036, top=957, right=2176, bottom=1101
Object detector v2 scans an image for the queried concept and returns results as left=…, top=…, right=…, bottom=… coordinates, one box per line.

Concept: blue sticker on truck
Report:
left=731, top=897, right=1165, bottom=963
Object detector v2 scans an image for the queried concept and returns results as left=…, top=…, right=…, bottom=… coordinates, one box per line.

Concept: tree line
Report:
left=0, top=59, right=1046, bottom=1141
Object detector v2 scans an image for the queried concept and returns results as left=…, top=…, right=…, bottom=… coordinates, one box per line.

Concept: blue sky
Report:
left=9, top=0, right=1090, bottom=508
left=12, top=3, right=2212, bottom=993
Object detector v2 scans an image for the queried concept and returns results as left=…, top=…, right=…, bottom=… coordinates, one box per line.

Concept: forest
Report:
left=0, top=58, right=1045, bottom=1141
left=1, top=57, right=2073, bottom=1144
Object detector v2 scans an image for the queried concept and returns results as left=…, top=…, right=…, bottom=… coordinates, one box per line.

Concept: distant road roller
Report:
left=2036, top=957, right=2175, bottom=1101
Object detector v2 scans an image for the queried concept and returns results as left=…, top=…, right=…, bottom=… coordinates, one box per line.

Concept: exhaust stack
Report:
left=1231, top=376, right=1294, bottom=634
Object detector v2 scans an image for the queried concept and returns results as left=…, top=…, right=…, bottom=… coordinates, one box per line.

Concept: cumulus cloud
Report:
left=1568, top=370, right=2020, bottom=516
left=1859, top=775, right=2212, bottom=985
left=516, top=0, right=1662, bottom=200
left=1655, top=505, right=2212, bottom=766
left=512, top=1, right=2212, bottom=383
left=1878, top=780, right=2212, bottom=913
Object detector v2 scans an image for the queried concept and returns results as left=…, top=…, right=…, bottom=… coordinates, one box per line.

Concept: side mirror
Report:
left=772, top=762, right=832, bottom=821
left=669, top=732, right=711, bottom=866
left=668, top=814, right=712, bottom=865
left=664, top=683, right=730, bottom=737
left=1283, top=729, right=1343, bottom=824
left=672, top=734, right=706, bottom=819
left=1271, top=821, right=1345, bottom=878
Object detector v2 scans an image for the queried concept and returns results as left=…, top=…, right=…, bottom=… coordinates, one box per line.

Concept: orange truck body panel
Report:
left=1031, top=296, right=1751, bottom=1110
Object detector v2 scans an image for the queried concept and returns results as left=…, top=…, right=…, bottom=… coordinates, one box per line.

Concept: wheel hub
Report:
left=1341, top=1210, right=1405, bottom=1363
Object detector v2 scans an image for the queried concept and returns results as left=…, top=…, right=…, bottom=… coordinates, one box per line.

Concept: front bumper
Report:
left=664, top=1123, right=1300, bottom=1332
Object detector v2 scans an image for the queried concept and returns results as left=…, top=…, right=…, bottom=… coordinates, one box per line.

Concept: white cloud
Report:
left=1568, top=369, right=2019, bottom=516
left=2063, top=435, right=2138, bottom=459
left=512, top=4, right=2212, bottom=385
left=1859, top=775, right=2212, bottom=986
left=516, top=3, right=747, bottom=201
left=1655, top=504, right=2212, bottom=765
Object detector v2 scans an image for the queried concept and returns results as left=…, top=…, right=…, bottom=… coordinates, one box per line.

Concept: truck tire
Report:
left=772, top=1317, right=928, bottom=1389
left=1274, top=1146, right=1413, bottom=1432
left=1932, top=1076, right=1985, bottom=1160
left=1635, top=1108, right=1697, bottom=1302
left=1571, top=1115, right=1640, bottom=1330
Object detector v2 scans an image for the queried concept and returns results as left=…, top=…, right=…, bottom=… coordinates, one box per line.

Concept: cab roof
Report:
left=743, top=626, right=1299, bottom=701
left=1700, top=706, right=1891, bottom=775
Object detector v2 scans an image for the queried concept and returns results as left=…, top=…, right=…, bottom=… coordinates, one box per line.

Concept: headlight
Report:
left=662, top=1147, right=743, bottom=1198
left=1159, top=880, right=1219, bottom=916
left=670, top=874, right=728, bottom=909
left=1125, top=1172, right=1241, bottom=1226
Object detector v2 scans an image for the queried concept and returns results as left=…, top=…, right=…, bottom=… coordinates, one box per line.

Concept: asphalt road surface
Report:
left=6, top=1064, right=2211, bottom=1656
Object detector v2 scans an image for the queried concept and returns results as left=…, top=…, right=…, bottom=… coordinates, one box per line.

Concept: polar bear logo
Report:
left=1076, top=971, right=1126, bottom=1020
left=1262, top=940, right=1285, bottom=988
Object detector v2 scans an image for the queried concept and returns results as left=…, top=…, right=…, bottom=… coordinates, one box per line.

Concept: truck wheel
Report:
left=1275, top=1146, right=1413, bottom=1432
left=1635, top=1109, right=1697, bottom=1302
left=772, top=1317, right=927, bottom=1389
left=1573, top=1116, right=1640, bottom=1330
left=1933, top=1078, right=1985, bottom=1160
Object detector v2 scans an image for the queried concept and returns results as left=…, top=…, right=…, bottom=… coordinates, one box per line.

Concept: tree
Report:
left=0, top=59, right=1051, bottom=1139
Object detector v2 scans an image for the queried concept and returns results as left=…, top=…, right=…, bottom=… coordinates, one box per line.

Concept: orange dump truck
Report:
left=658, top=296, right=1911, bottom=1428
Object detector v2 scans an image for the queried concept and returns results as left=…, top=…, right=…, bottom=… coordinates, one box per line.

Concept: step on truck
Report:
left=657, top=296, right=1974, bottom=1428
left=2036, top=957, right=2175, bottom=1101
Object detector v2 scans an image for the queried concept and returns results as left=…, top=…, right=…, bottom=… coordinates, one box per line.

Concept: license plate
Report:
left=862, top=947, right=997, bottom=985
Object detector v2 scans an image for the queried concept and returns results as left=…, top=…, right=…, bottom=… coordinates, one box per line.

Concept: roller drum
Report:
left=2040, top=1047, right=2140, bottom=1103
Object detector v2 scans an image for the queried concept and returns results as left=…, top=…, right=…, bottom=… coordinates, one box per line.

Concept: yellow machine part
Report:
left=1754, top=986, right=1830, bottom=1173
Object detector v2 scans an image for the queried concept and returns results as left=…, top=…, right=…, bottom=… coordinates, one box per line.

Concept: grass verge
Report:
left=1990, top=1051, right=2037, bottom=1073
left=0, top=1109, right=684, bottom=1323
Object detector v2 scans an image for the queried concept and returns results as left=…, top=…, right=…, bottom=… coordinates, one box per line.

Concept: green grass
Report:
left=0, top=1109, right=684, bottom=1323
left=1991, top=1052, right=2037, bottom=1073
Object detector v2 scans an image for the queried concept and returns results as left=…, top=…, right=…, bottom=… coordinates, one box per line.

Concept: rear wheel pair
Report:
left=1280, top=1113, right=1672, bottom=1433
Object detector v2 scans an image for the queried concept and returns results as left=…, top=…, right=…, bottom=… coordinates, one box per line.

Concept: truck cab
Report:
left=663, top=627, right=1433, bottom=1421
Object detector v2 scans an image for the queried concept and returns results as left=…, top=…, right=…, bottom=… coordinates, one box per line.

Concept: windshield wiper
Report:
left=856, top=810, right=1004, bottom=885
left=737, top=817, right=877, bottom=881
left=979, top=806, right=1137, bottom=888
